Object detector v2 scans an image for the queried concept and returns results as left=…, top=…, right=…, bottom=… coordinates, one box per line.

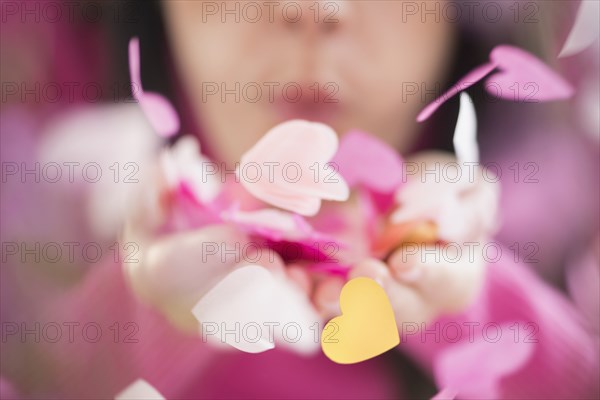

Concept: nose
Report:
left=280, top=0, right=344, bottom=36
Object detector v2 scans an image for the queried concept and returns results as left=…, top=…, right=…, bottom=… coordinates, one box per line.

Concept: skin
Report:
left=162, top=0, right=456, bottom=164
left=161, top=1, right=464, bottom=325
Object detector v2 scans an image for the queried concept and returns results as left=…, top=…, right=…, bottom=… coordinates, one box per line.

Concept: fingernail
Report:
left=393, top=264, right=423, bottom=283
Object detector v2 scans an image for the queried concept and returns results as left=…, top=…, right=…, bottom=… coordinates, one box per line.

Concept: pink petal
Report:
left=128, top=37, right=142, bottom=92
left=417, top=45, right=574, bottom=122
left=488, top=45, right=574, bottom=101
left=248, top=188, right=323, bottom=217
left=138, top=92, right=181, bottom=138
left=238, top=120, right=349, bottom=216
left=220, top=208, right=347, bottom=275
left=417, top=63, right=496, bottom=122
left=128, top=38, right=180, bottom=137
left=331, top=130, right=404, bottom=193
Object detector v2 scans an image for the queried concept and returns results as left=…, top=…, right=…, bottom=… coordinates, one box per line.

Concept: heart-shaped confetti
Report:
left=321, top=277, right=399, bottom=364
left=238, top=120, right=349, bottom=216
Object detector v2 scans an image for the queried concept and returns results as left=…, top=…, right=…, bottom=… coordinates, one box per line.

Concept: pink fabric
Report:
left=196, top=348, right=402, bottom=399
left=21, top=260, right=401, bottom=399
left=402, top=250, right=600, bottom=399
left=40, top=260, right=218, bottom=399
left=567, top=236, right=600, bottom=335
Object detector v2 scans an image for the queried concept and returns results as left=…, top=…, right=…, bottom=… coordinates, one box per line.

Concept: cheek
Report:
left=164, top=10, right=278, bottom=161
left=337, top=17, right=454, bottom=147
left=164, top=3, right=263, bottom=86
left=372, top=23, right=454, bottom=107
left=163, top=1, right=456, bottom=158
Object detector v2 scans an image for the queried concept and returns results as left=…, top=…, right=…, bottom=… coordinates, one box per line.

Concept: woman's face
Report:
left=163, top=1, right=455, bottom=164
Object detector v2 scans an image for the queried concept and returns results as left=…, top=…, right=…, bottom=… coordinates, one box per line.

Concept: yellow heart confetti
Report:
left=321, top=277, right=400, bottom=364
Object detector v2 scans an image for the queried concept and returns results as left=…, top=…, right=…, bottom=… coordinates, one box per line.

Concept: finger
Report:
left=350, top=258, right=434, bottom=327
left=286, top=264, right=312, bottom=295
left=388, top=243, right=486, bottom=313
left=313, top=276, right=344, bottom=318
left=349, top=258, right=391, bottom=284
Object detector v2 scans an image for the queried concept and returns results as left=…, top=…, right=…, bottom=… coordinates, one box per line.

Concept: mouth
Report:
left=273, top=86, right=342, bottom=124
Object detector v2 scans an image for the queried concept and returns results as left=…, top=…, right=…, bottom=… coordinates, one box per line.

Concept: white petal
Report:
left=192, top=265, right=320, bottom=354
left=38, top=105, right=160, bottom=239
left=115, top=379, right=165, bottom=400
left=559, top=0, right=600, bottom=58
left=453, top=93, right=479, bottom=167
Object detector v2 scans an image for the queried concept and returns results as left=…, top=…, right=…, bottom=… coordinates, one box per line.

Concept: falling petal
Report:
left=417, top=63, right=496, bottom=122
left=418, top=45, right=574, bottom=122
left=192, top=265, right=320, bottom=354
left=138, top=93, right=181, bottom=139
left=488, top=45, right=574, bottom=101
left=128, top=37, right=142, bottom=91
left=115, top=379, right=165, bottom=400
left=559, top=0, right=600, bottom=58
left=453, top=93, right=479, bottom=166
left=238, top=120, right=349, bottom=216
left=128, top=38, right=180, bottom=137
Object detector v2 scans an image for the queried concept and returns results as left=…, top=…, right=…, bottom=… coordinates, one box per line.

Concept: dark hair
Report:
left=110, top=1, right=170, bottom=97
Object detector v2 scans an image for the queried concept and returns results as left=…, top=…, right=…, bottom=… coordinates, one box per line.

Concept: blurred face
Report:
left=163, top=1, right=455, bottom=164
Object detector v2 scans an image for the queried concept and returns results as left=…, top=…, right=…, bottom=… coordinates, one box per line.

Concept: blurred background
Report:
left=1, top=1, right=598, bottom=399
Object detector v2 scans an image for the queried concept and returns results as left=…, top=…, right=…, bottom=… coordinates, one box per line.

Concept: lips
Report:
left=273, top=85, right=341, bottom=123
